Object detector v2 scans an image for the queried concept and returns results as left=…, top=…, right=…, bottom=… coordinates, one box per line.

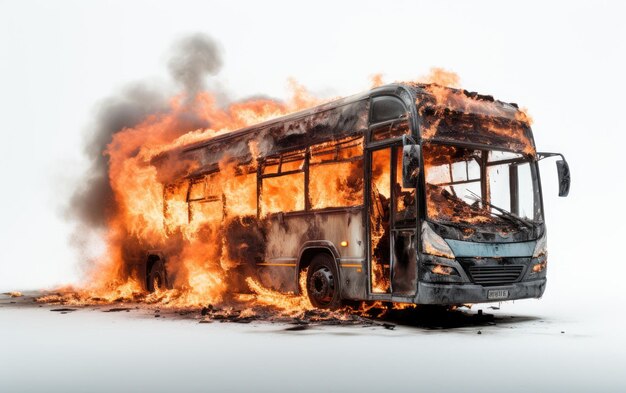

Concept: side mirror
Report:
left=402, top=144, right=421, bottom=188
left=538, top=152, right=571, bottom=197
left=556, top=159, right=570, bottom=197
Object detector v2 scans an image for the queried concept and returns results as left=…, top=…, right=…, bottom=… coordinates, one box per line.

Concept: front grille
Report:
left=468, top=265, right=524, bottom=286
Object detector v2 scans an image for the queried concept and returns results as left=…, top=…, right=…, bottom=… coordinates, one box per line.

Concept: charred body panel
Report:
left=259, top=208, right=366, bottom=299
left=406, top=83, right=536, bottom=152
left=154, top=99, right=370, bottom=184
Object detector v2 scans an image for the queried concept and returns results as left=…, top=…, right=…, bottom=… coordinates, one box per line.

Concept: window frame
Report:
left=308, top=136, right=365, bottom=210
left=259, top=150, right=307, bottom=216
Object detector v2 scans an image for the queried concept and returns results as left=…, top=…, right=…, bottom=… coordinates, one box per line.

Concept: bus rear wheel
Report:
left=147, top=260, right=166, bottom=292
left=306, top=254, right=342, bottom=310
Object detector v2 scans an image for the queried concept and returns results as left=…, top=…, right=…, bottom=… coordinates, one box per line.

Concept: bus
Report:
left=140, top=82, right=570, bottom=309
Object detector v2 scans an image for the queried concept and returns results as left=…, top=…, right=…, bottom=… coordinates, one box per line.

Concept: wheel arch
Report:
left=145, top=251, right=169, bottom=289
left=295, top=241, right=341, bottom=295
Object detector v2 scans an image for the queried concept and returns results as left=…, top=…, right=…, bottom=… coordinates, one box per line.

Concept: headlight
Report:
left=422, top=222, right=455, bottom=259
left=427, top=264, right=459, bottom=276
left=533, top=233, right=547, bottom=258
left=532, top=261, right=547, bottom=273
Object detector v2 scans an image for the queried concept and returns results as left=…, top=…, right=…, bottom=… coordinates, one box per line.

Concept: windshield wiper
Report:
left=466, top=190, right=534, bottom=229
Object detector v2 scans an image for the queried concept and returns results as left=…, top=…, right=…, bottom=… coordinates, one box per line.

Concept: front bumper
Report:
left=415, top=278, right=546, bottom=305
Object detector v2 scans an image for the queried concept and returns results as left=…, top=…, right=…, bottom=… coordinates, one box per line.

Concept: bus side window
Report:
left=164, top=181, right=189, bottom=232
left=188, top=178, right=206, bottom=201
left=224, top=165, right=257, bottom=217
left=393, top=147, right=417, bottom=224
left=260, top=152, right=305, bottom=215
left=309, top=138, right=364, bottom=209
left=188, top=173, right=224, bottom=227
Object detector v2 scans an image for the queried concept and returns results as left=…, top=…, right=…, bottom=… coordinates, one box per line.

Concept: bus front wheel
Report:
left=306, top=254, right=342, bottom=310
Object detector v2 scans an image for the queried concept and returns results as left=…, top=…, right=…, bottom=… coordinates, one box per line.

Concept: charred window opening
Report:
left=187, top=172, right=224, bottom=226
left=164, top=162, right=258, bottom=234
left=370, top=96, right=410, bottom=142
left=370, top=148, right=391, bottom=293
left=260, top=151, right=306, bottom=215
left=393, top=147, right=417, bottom=225
left=188, top=178, right=206, bottom=202
left=370, top=120, right=410, bottom=142
left=224, top=164, right=257, bottom=217
left=369, top=146, right=417, bottom=294
left=186, top=173, right=222, bottom=203
left=423, top=143, right=542, bottom=228
left=189, top=199, right=224, bottom=227
left=163, top=181, right=189, bottom=233
left=308, top=137, right=364, bottom=209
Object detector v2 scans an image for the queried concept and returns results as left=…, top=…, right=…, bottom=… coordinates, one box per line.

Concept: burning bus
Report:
left=125, top=82, right=570, bottom=309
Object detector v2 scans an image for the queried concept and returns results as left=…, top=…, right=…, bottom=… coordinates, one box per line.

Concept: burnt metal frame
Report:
left=365, top=144, right=419, bottom=299
left=365, top=145, right=394, bottom=296
left=365, top=90, right=420, bottom=300
left=185, top=173, right=226, bottom=223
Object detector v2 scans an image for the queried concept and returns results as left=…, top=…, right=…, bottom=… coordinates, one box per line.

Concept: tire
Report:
left=147, top=260, right=167, bottom=292
left=306, top=253, right=342, bottom=310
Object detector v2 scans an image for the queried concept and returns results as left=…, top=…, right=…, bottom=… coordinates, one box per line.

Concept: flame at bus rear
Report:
left=62, top=82, right=326, bottom=308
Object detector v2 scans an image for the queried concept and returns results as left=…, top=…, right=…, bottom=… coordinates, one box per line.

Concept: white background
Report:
left=2, top=2, right=626, bottom=392
left=0, top=0, right=625, bottom=309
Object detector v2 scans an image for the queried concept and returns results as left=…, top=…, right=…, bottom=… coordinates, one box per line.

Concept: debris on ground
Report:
left=6, top=292, right=22, bottom=298
left=103, top=307, right=132, bottom=312
left=50, top=308, right=77, bottom=313
left=3, top=291, right=504, bottom=331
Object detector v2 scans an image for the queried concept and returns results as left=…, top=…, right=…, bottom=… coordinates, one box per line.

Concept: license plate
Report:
left=488, top=289, right=509, bottom=300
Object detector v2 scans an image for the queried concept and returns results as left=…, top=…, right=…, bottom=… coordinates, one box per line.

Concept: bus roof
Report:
left=177, top=82, right=523, bottom=154
left=151, top=83, right=532, bottom=181
left=180, top=86, right=378, bottom=154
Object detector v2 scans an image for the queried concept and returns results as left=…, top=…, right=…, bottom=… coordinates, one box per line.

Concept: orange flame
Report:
left=417, top=67, right=461, bottom=88
left=369, top=73, right=384, bottom=88
left=59, top=82, right=328, bottom=308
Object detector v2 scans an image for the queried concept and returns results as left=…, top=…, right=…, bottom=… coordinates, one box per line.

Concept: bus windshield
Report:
left=422, top=143, right=542, bottom=228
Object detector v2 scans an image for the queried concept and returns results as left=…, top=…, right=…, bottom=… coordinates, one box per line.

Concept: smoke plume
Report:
left=67, top=33, right=224, bottom=256
left=168, top=33, right=223, bottom=99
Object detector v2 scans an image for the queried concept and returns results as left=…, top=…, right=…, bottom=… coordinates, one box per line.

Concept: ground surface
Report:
left=1, top=292, right=624, bottom=393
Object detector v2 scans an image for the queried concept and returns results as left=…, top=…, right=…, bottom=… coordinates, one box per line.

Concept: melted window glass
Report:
left=423, top=143, right=542, bottom=227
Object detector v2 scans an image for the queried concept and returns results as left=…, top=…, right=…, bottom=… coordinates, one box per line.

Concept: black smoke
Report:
left=69, top=84, right=168, bottom=228
left=67, top=33, right=224, bottom=241
left=168, top=33, right=223, bottom=99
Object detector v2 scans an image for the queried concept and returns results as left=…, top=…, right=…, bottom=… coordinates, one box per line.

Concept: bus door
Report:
left=368, top=146, right=418, bottom=296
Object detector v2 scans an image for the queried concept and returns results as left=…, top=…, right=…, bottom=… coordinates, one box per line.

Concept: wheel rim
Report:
left=308, top=267, right=335, bottom=306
